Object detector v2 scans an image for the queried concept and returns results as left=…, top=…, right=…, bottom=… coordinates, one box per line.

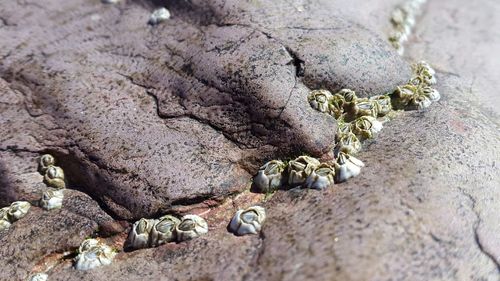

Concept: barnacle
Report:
left=344, top=98, right=379, bottom=121
left=0, top=219, right=11, bottom=232
left=7, top=201, right=31, bottom=222
left=308, top=89, right=333, bottom=113
left=253, top=160, right=287, bottom=193
left=391, top=84, right=417, bottom=109
left=287, top=156, right=321, bottom=186
left=305, top=163, right=335, bottom=190
left=40, top=189, right=64, bottom=210
left=334, top=152, right=365, bottom=183
left=229, top=206, right=266, bottom=236
left=38, top=154, right=55, bottom=174
left=408, top=93, right=432, bottom=110
left=370, top=95, right=393, bottom=116
left=329, top=94, right=346, bottom=119
left=75, top=239, right=116, bottom=270
left=149, top=7, right=171, bottom=25
left=29, top=273, right=48, bottom=281
left=412, top=61, right=436, bottom=85
left=335, top=89, right=357, bottom=103
left=419, top=85, right=440, bottom=102
left=335, top=131, right=362, bottom=155
left=175, top=215, right=208, bottom=242
left=44, top=166, right=66, bottom=189
left=125, top=218, right=156, bottom=250
left=350, top=116, right=383, bottom=140
left=150, top=215, right=180, bottom=247
left=0, top=207, right=9, bottom=221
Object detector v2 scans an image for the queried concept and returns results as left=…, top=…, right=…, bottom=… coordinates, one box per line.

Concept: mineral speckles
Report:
left=75, top=239, right=116, bottom=271
left=229, top=206, right=266, bottom=236
left=149, top=8, right=171, bottom=25
left=388, top=0, right=427, bottom=54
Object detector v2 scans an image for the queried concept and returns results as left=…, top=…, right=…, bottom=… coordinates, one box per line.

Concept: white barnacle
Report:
left=0, top=219, right=11, bottom=232
left=287, top=156, right=321, bottom=186
left=28, top=273, right=48, bottom=281
left=0, top=207, right=9, bottom=221
left=150, top=215, right=180, bottom=247
left=229, top=206, right=266, bottom=236
left=40, top=189, right=64, bottom=210
left=75, top=239, right=116, bottom=271
left=335, top=131, right=362, bottom=156
left=253, top=160, right=287, bottom=193
left=350, top=116, right=383, bottom=140
left=370, top=95, right=393, bottom=116
left=44, top=166, right=66, bottom=189
left=149, top=7, right=171, bottom=25
left=175, top=215, right=208, bottom=242
left=408, top=93, right=432, bottom=110
left=308, top=89, right=333, bottom=113
left=125, top=218, right=156, bottom=250
left=7, top=201, right=31, bottom=222
left=38, top=154, right=55, bottom=174
left=305, top=163, right=335, bottom=190
left=101, top=0, right=120, bottom=4
left=419, top=85, right=440, bottom=102
left=334, top=152, right=365, bottom=183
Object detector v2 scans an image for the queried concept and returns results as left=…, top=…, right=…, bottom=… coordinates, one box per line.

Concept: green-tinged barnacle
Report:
left=412, top=61, right=436, bottom=85
left=150, top=215, right=180, bottom=247
left=350, top=116, right=383, bottom=140
left=419, top=85, right=440, bottom=102
left=287, top=156, right=321, bottom=186
left=38, top=154, right=55, bottom=174
left=29, top=273, right=48, bottom=281
left=0, top=219, right=11, bottom=232
left=253, top=160, right=287, bottom=193
left=308, top=89, right=333, bottom=113
left=305, top=163, right=335, bottom=190
left=334, top=152, right=365, bottom=183
left=344, top=98, right=379, bottom=121
left=75, top=238, right=116, bottom=270
left=7, top=201, right=31, bottom=222
left=329, top=94, right=346, bottom=119
left=40, top=189, right=64, bottom=210
left=44, top=166, right=66, bottom=189
left=335, top=131, right=362, bottom=156
left=125, top=218, right=156, bottom=250
left=176, top=215, right=208, bottom=242
left=391, top=84, right=418, bottom=109
left=0, top=207, right=9, bottom=221
left=229, top=206, right=266, bottom=236
left=370, top=95, right=393, bottom=116
left=335, top=89, right=357, bottom=103
left=408, top=93, right=432, bottom=110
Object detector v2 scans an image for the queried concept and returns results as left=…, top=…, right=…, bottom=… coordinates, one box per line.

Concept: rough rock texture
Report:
left=0, top=0, right=499, bottom=280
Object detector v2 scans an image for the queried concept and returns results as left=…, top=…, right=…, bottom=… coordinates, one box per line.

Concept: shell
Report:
left=253, top=160, right=287, bottom=193
left=7, top=201, right=31, bottom=222
left=350, top=116, right=383, bottom=140
left=44, top=166, right=66, bottom=189
left=391, top=84, right=417, bottom=109
left=287, top=156, right=321, bottom=186
left=75, top=239, right=116, bottom=270
left=370, top=95, right=393, bottom=116
left=305, top=163, right=335, bottom=190
left=0, top=207, right=9, bottom=221
left=308, top=89, right=333, bottom=113
left=344, top=98, right=379, bottom=120
left=38, top=154, right=55, bottom=174
left=328, top=95, right=345, bottom=119
left=0, top=219, right=11, bottom=232
left=413, top=61, right=436, bottom=85
left=335, top=89, right=357, bottom=103
left=334, top=152, right=365, bottom=183
left=408, top=93, right=432, bottom=110
left=40, top=189, right=64, bottom=210
left=335, top=131, right=362, bottom=155
left=229, top=206, right=266, bottom=236
left=175, top=215, right=208, bottom=242
left=419, top=85, right=440, bottom=102
left=29, top=273, right=48, bottom=281
left=149, top=7, right=171, bottom=25
left=150, top=215, right=180, bottom=247
left=125, top=218, right=156, bottom=250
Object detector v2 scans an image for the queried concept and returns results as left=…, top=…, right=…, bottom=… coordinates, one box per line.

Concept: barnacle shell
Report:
left=391, top=84, right=417, bottom=109
left=335, top=89, right=357, bottom=103
left=305, top=163, right=335, bottom=190
left=40, top=189, right=64, bottom=210
left=29, top=273, right=48, bottom=281
left=413, top=61, right=436, bottom=85
left=344, top=98, right=379, bottom=120
left=44, top=166, right=66, bottom=189
left=176, top=215, right=208, bottom=242
left=7, top=201, right=31, bottom=222
left=328, top=94, right=345, bottom=119
left=0, top=207, right=9, bottom=221
left=149, top=7, right=171, bottom=25
left=38, top=154, right=55, bottom=174
left=287, top=156, right=321, bottom=186
left=370, top=95, right=393, bottom=116
left=75, top=239, right=116, bottom=271
left=308, top=89, right=333, bottom=113
left=0, top=219, right=11, bottom=231
left=419, top=85, right=440, bottom=102
left=150, top=215, right=180, bottom=247
left=350, top=116, right=383, bottom=140
left=253, top=160, right=287, bottom=193
left=334, top=152, right=365, bottom=183
left=229, top=206, right=266, bottom=236
left=408, top=93, right=432, bottom=110
left=125, top=218, right=156, bottom=250
left=335, top=131, right=362, bottom=156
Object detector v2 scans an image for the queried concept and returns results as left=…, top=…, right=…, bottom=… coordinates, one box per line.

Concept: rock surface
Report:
left=0, top=0, right=499, bottom=280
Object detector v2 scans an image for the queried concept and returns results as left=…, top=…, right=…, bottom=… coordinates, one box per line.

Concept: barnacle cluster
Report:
left=392, top=61, right=439, bottom=110
left=229, top=206, right=266, bottom=236
left=38, top=154, right=66, bottom=210
left=0, top=201, right=32, bottom=232
left=75, top=238, right=116, bottom=270
left=388, top=0, right=427, bottom=54
left=125, top=214, right=208, bottom=250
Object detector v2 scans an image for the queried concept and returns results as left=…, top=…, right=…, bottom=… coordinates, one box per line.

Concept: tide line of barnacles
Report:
left=252, top=61, right=439, bottom=193
left=388, top=0, right=427, bottom=55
